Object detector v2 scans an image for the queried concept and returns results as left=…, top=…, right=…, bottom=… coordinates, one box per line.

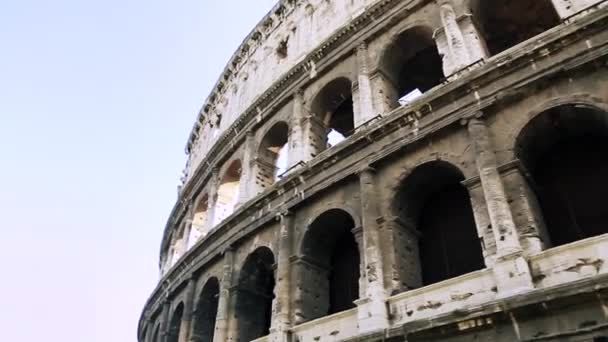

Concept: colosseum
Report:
left=138, top=0, right=608, bottom=341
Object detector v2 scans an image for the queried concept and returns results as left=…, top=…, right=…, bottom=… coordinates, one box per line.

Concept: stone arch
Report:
left=514, top=102, right=608, bottom=248
left=470, top=0, right=560, bottom=56
left=297, top=208, right=360, bottom=323
left=234, top=246, right=275, bottom=342
left=167, top=302, right=184, bottom=342
left=377, top=25, right=444, bottom=109
left=189, top=194, right=209, bottom=249
left=191, top=277, right=220, bottom=342
left=214, top=159, right=242, bottom=225
left=394, top=160, right=484, bottom=286
left=309, top=77, right=355, bottom=151
left=254, top=121, right=290, bottom=192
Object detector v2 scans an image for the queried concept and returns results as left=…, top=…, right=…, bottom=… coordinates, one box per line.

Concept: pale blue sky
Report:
left=0, top=1, right=277, bottom=341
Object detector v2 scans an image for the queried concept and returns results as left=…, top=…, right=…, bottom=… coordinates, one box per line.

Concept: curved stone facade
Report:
left=140, top=1, right=608, bottom=341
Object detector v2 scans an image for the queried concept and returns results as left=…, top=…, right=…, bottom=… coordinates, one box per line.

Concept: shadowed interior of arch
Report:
left=379, top=26, right=444, bottom=109
left=516, top=104, right=608, bottom=247
left=235, top=247, right=275, bottom=342
left=298, top=209, right=360, bottom=323
left=471, top=0, right=560, bottom=56
left=167, top=303, right=184, bottom=342
left=310, top=78, right=355, bottom=151
left=191, top=278, right=220, bottom=342
left=395, top=161, right=484, bottom=286
left=256, top=122, right=289, bottom=192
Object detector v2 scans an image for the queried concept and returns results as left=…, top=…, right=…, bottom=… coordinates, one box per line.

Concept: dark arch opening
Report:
left=235, top=247, right=275, bottom=341
left=379, top=26, right=444, bottom=109
left=310, top=78, right=355, bottom=150
left=300, top=209, right=360, bottom=322
left=191, top=277, right=220, bottom=342
left=471, top=0, right=560, bottom=56
left=256, top=122, right=289, bottom=190
left=167, top=303, right=184, bottom=342
left=516, top=104, right=608, bottom=247
left=396, top=161, right=484, bottom=286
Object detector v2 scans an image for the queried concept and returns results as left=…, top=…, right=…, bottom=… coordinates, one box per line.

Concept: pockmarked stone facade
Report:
left=139, top=0, right=608, bottom=341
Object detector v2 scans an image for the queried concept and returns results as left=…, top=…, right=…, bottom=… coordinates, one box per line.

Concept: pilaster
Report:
left=237, top=130, right=255, bottom=205
left=461, top=178, right=497, bottom=267
left=159, top=300, right=170, bottom=342
left=434, top=0, right=488, bottom=78
left=465, top=115, right=533, bottom=297
left=356, top=167, right=390, bottom=333
left=269, top=211, right=295, bottom=342
left=288, top=90, right=315, bottom=167
left=181, top=276, right=196, bottom=342
left=205, top=168, right=220, bottom=230
left=355, top=43, right=376, bottom=126
left=500, top=160, right=549, bottom=255
left=214, top=247, right=235, bottom=342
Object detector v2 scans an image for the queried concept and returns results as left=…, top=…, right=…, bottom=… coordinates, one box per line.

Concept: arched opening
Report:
left=214, top=160, right=242, bottom=225
left=255, top=122, right=289, bottom=191
left=379, top=26, right=444, bottom=109
left=299, top=209, right=360, bottom=322
left=515, top=104, right=608, bottom=248
left=235, top=247, right=275, bottom=341
left=395, top=161, right=484, bottom=286
left=191, top=278, right=220, bottom=342
left=471, top=0, right=560, bottom=56
left=188, top=195, right=209, bottom=249
left=310, top=78, right=355, bottom=150
left=167, top=303, right=184, bottom=342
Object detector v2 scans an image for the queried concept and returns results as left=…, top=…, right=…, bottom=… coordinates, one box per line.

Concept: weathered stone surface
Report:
left=139, top=1, right=608, bottom=342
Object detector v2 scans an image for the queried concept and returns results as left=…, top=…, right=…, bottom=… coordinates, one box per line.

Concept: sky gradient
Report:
left=0, top=1, right=277, bottom=341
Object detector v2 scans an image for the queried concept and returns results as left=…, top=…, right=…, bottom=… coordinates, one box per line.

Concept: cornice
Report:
left=185, top=0, right=417, bottom=153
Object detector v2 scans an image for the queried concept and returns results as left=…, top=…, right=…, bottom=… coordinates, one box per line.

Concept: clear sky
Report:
left=0, top=1, right=277, bottom=341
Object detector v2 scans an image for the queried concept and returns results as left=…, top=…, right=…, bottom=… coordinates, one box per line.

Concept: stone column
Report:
left=159, top=300, right=170, bottom=342
left=213, top=247, right=235, bottom=342
left=355, top=167, right=390, bottom=333
left=237, top=131, right=255, bottom=205
left=434, top=0, right=488, bottom=77
left=288, top=90, right=308, bottom=168
left=462, top=178, right=497, bottom=267
left=500, top=161, right=549, bottom=255
left=205, top=168, right=220, bottom=230
left=270, top=211, right=294, bottom=342
left=466, top=115, right=533, bottom=296
left=288, top=89, right=326, bottom=166
left=551, top=0, right=606, bottom=19
left=355, top=43, right=376, bottom=127
left=180, top=276, right=197, bottom=342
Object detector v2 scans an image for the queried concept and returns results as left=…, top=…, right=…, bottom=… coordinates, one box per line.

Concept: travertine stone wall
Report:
left=140, top=1, right=608, bottom=342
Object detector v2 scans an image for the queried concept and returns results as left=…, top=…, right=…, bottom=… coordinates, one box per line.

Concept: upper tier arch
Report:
left=184, top=0, right=385, bottom=181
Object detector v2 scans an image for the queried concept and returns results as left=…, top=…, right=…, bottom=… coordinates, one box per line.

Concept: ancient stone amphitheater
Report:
left=138, top=1, right=608, bottom=341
